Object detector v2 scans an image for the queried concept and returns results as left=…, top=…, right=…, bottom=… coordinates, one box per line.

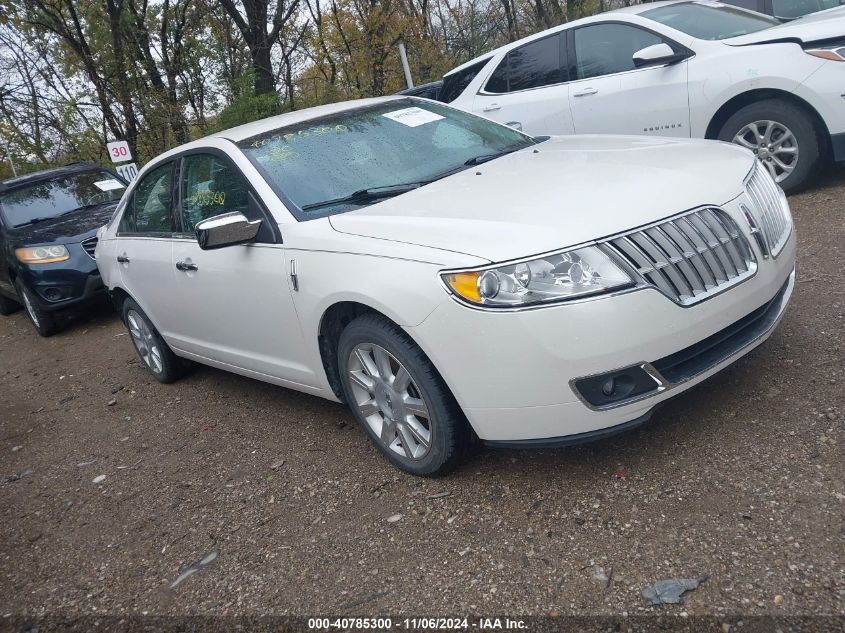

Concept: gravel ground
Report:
left=0, top=167, right=843, bottom=631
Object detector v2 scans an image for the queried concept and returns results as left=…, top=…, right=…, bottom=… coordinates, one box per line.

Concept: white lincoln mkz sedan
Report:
left=96, top=97, right=796, bottom=475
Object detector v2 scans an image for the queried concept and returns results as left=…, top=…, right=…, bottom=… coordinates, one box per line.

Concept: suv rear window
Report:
left=439, top=58, right=492, bottom=103
left=485, top=34, right=565, bottom=93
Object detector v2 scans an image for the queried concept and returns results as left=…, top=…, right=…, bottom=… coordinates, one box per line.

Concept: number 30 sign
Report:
left=107, top=140, right=133, bottom=163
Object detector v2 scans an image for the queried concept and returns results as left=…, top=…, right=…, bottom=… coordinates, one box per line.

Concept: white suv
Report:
left=96, top=98, right=795, bottom=475
left=441, top=0, right=845, bottom=193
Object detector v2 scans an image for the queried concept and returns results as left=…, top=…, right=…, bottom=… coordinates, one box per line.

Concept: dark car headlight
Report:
left=15, top=245, right=70, bottom=264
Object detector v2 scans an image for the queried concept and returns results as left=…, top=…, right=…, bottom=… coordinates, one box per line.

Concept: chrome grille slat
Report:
left=81, top=237, right=97, bottom=260
left=662, top=221, right=716, bottom=290
left=605, top=207, right=756, bottom=306
left=700, top=208, right=749, bottom=273
left=633, top=230, right=694, bottom=300
left=612, top=236, right=679, bottom=299
left=688, top=212, right=738, bottom=278
left=744, top=163, right=791, bottom=257
left=651, top=225, right=707, bottom=295
left=675, top=216, right=727, bottom=283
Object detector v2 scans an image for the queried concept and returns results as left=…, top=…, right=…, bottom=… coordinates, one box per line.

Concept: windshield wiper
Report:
left=463, top=145, right=525, bottom=166
left=301, top=182, right=426, bottom=211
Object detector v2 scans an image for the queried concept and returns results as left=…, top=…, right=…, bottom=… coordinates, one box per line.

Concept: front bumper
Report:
left=406, top=205, right=796, bottom=443
left=16, top=243, right=105, bottom=312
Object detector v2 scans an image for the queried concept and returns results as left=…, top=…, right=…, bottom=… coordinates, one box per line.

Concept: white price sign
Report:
left=116, top=162, right=138, bottom=183
left=107, top=140, right=133, bottom=163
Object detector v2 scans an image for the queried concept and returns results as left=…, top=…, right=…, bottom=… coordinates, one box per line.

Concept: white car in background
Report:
left=440, top=0, right=845, bottom=192
left=96, top=97, right=795, bottom=475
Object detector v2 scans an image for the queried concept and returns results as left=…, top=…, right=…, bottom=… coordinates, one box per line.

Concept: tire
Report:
left=121, top=297, right=183, bottom=384
left=0, top=291, right=20, bottom=316
left=718, top=98, right=820, bottom=194
left=15, top=279, right=60, bottom=337
left=337, top=314, right=471, bottom=476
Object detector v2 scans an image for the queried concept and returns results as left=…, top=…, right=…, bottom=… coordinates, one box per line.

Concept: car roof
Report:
left=610, top=0, right=693, bottom=15
left=0, top=162, right=107, bottom=194
left=444, top=0, right=694, bottom=76
left=210, top=96, right=404, bottom=143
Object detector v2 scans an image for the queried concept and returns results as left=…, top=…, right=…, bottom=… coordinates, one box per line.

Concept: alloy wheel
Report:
left=347, top=343, right=432, bottom=461
left=126, top=309, right=163, bottom=375
left=733, top=119, right=799, bottom=184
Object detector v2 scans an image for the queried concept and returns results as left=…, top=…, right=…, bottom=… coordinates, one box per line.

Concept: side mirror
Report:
left=195, top=212, right=262, bottom=250
left=632, top=43, right=683, bottom=68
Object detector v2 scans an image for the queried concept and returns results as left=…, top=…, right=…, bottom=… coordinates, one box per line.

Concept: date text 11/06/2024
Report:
left=307, top=617, right=527, bottom=630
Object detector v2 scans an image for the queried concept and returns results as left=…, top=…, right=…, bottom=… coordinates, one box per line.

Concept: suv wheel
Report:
left=337, top=314, right=471, bottom=476
left=718, top=98, right=820, bottom=194
left=0, top=291, right=20, bottom=316
left=15, top=279, right=60, bottom=337
left=122, top=298, right=183, bottom=384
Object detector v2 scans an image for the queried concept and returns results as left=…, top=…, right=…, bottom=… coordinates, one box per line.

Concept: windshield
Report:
left=0, top=170, right=125, bottom=228
left=237, top=99, right=535, bottom=217
left=772, top=0, right=841, bottom=19
left=643, top=2, right=781, bottom=40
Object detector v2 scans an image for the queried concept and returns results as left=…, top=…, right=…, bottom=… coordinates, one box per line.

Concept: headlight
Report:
left=15, top=245, right=70, bottom=264
left=805, top=41, right=845, bottom=61
left=442, top=246, right=633, bottom=308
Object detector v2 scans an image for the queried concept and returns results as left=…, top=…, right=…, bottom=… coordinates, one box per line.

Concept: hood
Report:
left=724, top=7, right=844, bottom=46
left=329, top=136, right=754, bottom=263
left=6, top=203, right=117, bottom=246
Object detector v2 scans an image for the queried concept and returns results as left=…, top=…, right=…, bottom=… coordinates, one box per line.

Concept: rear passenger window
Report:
left=484, top=34, right=564, bottom=94
left=120, top=162, right=174, bottom=234
left=180, top=154, right=249, bottom=233
left=573, top=24, right=665, bottom=80
left=439, top=58, right=492, bottom=103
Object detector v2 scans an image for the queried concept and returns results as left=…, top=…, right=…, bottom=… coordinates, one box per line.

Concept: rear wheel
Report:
left=0, top=291, right=20, bottom=316
left=122, top=298, right=183, bottom=383
left=15, top=279, right=60, bottom=337
left=337, top=314, right=471, bottom=476
left=718, top=99, right=820, bottom=194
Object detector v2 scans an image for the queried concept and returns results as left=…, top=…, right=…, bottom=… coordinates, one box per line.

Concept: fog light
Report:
left=574, top=364, right=661, bottom=408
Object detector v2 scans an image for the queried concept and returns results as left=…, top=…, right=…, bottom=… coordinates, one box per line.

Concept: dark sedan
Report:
left=0, top=162, right=126, bottom=336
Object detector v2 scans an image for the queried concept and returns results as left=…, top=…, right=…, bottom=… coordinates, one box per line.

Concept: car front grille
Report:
left=82, top=237, right=98, bottom=260
left=604, top=207, right=756, bottom=306
left=743, top=163, right=791, bottom=257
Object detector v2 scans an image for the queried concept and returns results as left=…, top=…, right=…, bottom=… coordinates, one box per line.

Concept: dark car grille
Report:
left=604, top=207, right=756, bottom=306
left=82, top=237, right=98, bottom=260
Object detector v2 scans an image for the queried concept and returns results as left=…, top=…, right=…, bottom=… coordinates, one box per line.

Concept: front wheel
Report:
left=337, top=314, right=471, bottom=476
left=718, top=99, right=820, bottom=194
left=15, top=279, right=60, bottom=337
left=122, top=298, right=183, bottom=384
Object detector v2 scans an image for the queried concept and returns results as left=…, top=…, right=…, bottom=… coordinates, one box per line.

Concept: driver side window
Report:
left=573, top=24, right=667, bottom=80
left=119, top=162, right=174, bottom=234
left=180, top=154, right=250, bottom=233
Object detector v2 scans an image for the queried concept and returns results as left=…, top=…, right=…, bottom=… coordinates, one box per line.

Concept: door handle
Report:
left=573, top=87, right=598, bottom=97
left=175, top=260, right=198, bottom=272
left=482, top=103, right=501, bottom=112
left=117, top=254, right=130, bottom=264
